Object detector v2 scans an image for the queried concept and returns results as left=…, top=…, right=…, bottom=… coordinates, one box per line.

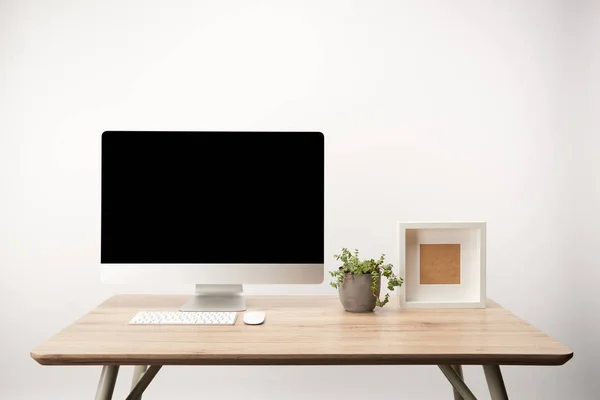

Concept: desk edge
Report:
left=31, top=350, right=574, bottom=367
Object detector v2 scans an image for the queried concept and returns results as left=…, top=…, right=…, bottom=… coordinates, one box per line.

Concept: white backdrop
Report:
left=1, top=0, right=598, bottom=398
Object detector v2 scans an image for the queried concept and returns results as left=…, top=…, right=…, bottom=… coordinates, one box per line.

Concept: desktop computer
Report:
left=101, top=131, right=324, bottom=311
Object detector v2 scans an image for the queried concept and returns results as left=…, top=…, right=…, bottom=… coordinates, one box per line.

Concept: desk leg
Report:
left=483, top=365, right=509, bottom=400
left=94, top=365, right=119, bottom=400
left=438, top=365, right=477, bottom=400
left=131, top=365, right=148, bottom=397
left=125, top=365, right=162, bottom=400
left=451, top=365, right=464, bottom=400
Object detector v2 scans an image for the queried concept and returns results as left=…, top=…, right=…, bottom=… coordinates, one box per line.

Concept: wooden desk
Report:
left=31, top=295, right=572, bottom=400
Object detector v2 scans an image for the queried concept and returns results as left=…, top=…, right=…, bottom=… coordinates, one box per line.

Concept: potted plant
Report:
left=330, top=248, right=403, bottom=312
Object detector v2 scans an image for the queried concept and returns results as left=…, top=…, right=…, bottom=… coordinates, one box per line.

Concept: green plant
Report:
left=329, top=248, right=403, bottom=307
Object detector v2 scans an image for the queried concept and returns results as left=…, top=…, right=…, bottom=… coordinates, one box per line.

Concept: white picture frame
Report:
left=397, top=222, right=486, bottom=309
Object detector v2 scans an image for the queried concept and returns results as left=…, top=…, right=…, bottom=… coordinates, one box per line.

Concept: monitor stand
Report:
left=179, top=284, right=247, bottom=312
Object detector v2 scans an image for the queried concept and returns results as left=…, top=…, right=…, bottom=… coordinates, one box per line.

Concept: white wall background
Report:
left=1, top=0, right=597, bottom=398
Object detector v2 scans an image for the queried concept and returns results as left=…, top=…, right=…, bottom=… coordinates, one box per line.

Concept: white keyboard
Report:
left=129, top=311, right=237, bottom=325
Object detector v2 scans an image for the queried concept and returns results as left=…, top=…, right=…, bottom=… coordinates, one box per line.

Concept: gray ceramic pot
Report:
left=338, top=273, right=381, bottom=312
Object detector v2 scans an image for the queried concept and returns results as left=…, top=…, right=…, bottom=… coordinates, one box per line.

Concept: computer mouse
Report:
left=243, top=311, right=266, bottom=325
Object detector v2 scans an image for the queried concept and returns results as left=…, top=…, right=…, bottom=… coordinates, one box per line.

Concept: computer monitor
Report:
left=101, top=131, right=324, bottom=311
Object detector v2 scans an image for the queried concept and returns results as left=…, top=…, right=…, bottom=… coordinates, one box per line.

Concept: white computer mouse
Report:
left=243, top=311, right=266, bottom=325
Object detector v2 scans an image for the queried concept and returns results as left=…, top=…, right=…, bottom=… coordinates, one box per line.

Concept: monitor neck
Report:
left=179, top=284, right=246, bottom=312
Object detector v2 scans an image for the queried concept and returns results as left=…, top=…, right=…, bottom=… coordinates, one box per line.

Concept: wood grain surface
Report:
left=31, top=295, right=572, bottom=366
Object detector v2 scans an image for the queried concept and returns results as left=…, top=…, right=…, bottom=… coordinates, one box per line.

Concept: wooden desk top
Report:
left=31, top=295, right=572, bottom=366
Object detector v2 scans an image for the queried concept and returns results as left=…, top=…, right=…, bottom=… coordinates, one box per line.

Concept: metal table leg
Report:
left=438, top=365, right=478, bottom=400
left=125, top=365, right=162, bottom=400
left=131, top=366, right=147, bottom=388
left=483, top=365, right=509, bottom=400
left=94, top=365, right=119, bottom=400
left=451, top=365, right=464, bottom=400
